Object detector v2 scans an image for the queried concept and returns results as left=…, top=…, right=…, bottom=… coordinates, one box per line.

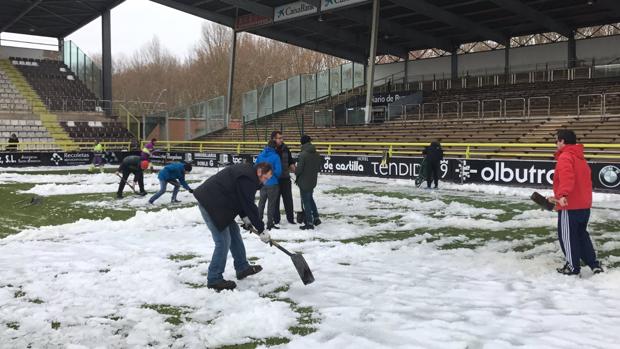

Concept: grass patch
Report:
left=141, top=304, right=192, bottom=326
left=14, top=290, right=26, bottom=298
left=262, top=285, right=320, bottom=340
left=51, top=321, right=61, bottom=330
left=6, top=322, right=19, bottom=330
left=183, top=282, right=207, bottom=289
left=168, top=253, right=200, bottom=262
left=0, top=183, right=137, bottom=238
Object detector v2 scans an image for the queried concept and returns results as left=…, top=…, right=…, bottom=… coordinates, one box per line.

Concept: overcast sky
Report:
left=65, top=0, right=209, bottom=59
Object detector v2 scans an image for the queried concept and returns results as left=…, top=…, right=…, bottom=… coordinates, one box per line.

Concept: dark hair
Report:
left=151, top=138, right=157, bottom=143
left=270, top=130, right=282, bottom=140
left=300, top=134, right=312, bottom=145
left=556, top=129, right=577, bottom=145
left=183, top=163, right=193, bottom=172
left=255, top=162, right=273, bottom=173
left=267, top=140, right=277, bottom=148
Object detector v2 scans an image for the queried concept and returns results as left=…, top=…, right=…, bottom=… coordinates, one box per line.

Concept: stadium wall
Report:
left=375, top=35, right=620, bottom=81
left=0, top=45, right=59, bottom=60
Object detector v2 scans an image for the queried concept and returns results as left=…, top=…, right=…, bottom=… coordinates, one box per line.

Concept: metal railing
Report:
left=0, top=141, right=132, bottom=152
left=144, top=140, right=620, bottom=160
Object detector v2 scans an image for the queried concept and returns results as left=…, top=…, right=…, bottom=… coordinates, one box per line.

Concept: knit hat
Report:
left=300, top=134, right=312, bottom=145
left=184, top=163, right=193, bottom=172
left=140, top=160, right=150, bottom=170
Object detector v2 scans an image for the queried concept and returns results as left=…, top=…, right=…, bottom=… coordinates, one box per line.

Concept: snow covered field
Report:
left=1, top=167, right=619, bottom=348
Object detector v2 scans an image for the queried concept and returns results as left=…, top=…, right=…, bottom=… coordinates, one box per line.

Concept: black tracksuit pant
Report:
left=274, top=177, right=294, bottom=224
left=426, top=161, right=440, bottom=188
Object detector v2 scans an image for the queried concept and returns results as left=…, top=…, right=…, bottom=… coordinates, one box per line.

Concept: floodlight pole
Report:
left=225, top=29, right=237, bottom=126
left=364, top=0, right=380, bottom=124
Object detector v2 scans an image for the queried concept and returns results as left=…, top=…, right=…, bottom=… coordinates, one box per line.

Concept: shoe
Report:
left=557, top=263, right=580, bottom=275
left=236, top=265, right=263, bottom=280
left=116, top=194, right=123, bottom=199
left=207, top=279, right=236, bottom=292
left=300, top=224, right=314, bottom=230
left=138, top=191, right=147, bottom=196
left=287, top=219, right=296, bottom=225
left=591, top=263, right=604, bottom=274
left=313, top=218, right=322, bottom=226
left=148, top=200, right=155, bottom=205
left=171, top=199, right=181, bottom=203
left=267, top=224, right=280, bottom=230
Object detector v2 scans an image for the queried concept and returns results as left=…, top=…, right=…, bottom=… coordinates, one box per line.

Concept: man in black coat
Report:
left=116, top=155, right=148, bottom=198
left=271, top=131, right=296, bottom=225
left=193, top=162, right=273, bottom=291
left=422, top=141, right=443, bottom=189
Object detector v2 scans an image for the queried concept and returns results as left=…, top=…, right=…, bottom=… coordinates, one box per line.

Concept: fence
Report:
left=242, top=62, right=365, bottom=123
left=145, top=140, right=620, bottom=160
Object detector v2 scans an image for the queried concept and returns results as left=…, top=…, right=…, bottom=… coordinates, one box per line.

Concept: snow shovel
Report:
left=116, top=173, right=137, bottom=194
left=250, top=227, right=315, bottom=285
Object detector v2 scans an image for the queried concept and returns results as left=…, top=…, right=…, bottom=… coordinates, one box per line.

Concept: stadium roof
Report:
left=2, top=0, right=620, bottom=62
left=0, top=0, right=125, bottom=38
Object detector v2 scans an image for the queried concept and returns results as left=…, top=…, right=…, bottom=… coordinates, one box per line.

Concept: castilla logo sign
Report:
left=599, top=165, right=620, bottom=188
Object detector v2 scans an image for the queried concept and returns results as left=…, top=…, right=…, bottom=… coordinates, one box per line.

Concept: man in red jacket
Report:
left=548, top=129, right=603, bottom=275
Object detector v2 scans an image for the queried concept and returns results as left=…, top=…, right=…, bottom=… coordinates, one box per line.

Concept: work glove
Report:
left=188, top=189, right=194, bottom=193
left=258, top=230, right=271, bottom=244
left=240, top=216, right=252, bottom=231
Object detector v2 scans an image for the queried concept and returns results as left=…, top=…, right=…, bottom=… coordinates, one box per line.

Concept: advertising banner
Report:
left=2, top=151, right=617, bottom=192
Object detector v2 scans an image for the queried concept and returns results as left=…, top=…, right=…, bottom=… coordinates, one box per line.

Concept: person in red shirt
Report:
left=548, top=129, right=603, bottom=276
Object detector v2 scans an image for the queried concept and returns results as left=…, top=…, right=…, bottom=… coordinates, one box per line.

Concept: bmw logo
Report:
left=599, top=165, right=620, bottom=188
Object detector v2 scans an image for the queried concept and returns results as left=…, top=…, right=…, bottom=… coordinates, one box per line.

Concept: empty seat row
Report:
left=0, top=119, right=42, bottom=126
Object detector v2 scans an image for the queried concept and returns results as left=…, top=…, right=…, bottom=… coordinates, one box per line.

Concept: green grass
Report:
left=141, top=304, right=193, bottom=326
left=0, top=183, right=137, bottom=238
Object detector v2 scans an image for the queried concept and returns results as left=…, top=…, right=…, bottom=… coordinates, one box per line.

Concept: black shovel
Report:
left=250, top=227, right=315, bottom=285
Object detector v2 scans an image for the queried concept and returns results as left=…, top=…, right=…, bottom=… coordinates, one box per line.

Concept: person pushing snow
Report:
left=148, top=162, right=193, bottom=204
left=192, top=162, right=273, bottom=291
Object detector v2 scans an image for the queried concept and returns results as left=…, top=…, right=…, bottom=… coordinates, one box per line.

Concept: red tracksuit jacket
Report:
left=553, top=144, right=592, bottom=210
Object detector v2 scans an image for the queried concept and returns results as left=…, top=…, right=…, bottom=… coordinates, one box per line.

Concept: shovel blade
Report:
left=290, top=253, right=315, bottom=285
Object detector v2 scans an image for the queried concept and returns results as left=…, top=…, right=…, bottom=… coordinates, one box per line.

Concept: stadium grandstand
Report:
left=0, top=0, right=619, bottom=161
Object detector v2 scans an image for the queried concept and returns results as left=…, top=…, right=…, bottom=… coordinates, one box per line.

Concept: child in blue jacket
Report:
left=149, top=162, right=193, bottom=204
left=256, top=140, right=282, bottom=229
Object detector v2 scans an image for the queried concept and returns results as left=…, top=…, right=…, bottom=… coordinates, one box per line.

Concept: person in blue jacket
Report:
left=149, top=162, right=193, bottom=204
left=255, top=140, right=282, bottom=230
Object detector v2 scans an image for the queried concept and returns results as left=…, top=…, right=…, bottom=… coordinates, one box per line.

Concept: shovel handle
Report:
left=248, top=227, right=294, bottom=257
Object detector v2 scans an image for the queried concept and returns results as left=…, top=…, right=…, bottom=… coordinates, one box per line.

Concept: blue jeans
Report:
left=300, top=189, right=319, bottom=225
left=149, top=179, right=180, bottom=203
left=199, top=204, right=250, bottom=285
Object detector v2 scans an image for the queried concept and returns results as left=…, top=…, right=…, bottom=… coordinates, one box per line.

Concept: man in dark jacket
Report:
left=193, top=162, right=273, bottom=291
left=295, top=135, right=322, bottom=230
left=271, top=131, right=296, bottom=225
left=422, top=141, right=443, bottom=189
left=116, top=155, right=148, bottom=198
left=548, top=129, right=603, bottom=276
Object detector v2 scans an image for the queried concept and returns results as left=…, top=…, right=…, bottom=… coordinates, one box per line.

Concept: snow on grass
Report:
left=1, top=168, right=620, bottom=347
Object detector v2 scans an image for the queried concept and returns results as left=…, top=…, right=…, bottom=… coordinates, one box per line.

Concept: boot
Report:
left=299, top=224, right=314, bottom=230
left=207, top=279, right=237, bottom=292
left=236, top=265, right=263, bottom=280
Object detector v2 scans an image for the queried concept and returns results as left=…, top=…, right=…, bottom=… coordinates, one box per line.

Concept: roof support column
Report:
left=102, top=8, right=113, bottom=116
left=504, top=38, right=510, bottom=77
left=451, top=47, right=458, bottom=80
left=225, top=30, right=237, bottom=125
left=364, top=0, right=380, bottom=124
left=403, top=55, right=409, bottom=86
left=568, top=31, right=576, bottom=69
